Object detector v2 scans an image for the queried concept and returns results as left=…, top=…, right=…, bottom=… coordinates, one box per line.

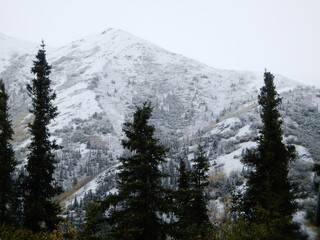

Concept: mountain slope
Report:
left=0, top=28, right=305, bottom=187
left=49, top=28, right=300, bottom=136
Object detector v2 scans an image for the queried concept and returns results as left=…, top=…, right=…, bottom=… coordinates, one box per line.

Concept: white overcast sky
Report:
left=1, top=0, right=320, bottom=86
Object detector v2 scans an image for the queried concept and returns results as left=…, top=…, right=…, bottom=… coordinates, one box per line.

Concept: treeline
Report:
left=0, top=43, right=311, bottom=239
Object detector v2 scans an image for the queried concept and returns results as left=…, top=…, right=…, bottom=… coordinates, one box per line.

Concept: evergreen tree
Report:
left=237, top=71, right=298, bottom=239
left=106, top=102, right=168, bottom=240
left=189, top=146, right=211, bottom=238
left=173, top=147, right=211, bottom=240
left=173, top=158, right=196, bottom=240
left=0, top=79, right=17, bottom=224
left=192, top=145, right=210, bottom=190
left=23, top=42, right=61, bottom=232
left=82, top=200, right=107, bottom=240
left=178, top=158, right=190, bottom=191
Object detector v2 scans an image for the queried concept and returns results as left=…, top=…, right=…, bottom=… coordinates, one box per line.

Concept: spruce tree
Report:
left=192, top=145, right=210, bottom=190
left=0, top=79, right=17, bottom=224
left=178, top=158, right=190, bottom=191
left=238, top=71, right=297, bottom=239
left=173, top=147, right=211, bottom=239
left=106, top=102, right=168, bottom=240
left=82, top=200, right=107, bottom=239
left=172, top=158, right=192, bottom=239
left=190, top=146, right=211, bottom=238
left=23, top=42, right=61, bottom=232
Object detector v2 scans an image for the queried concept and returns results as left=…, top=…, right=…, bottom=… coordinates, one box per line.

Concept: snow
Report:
left=295, top=145, right=314, bottom=163
left=214, top=141, right=257, bottom=175
left=236, top=124, right=251, bottom=137
left=66, top=176, right=99, bottom=207
left=293, top=211, right=317, bottom=240
left=65, top=163, right=121, bottom=207
left=53, top=87, right=102, bottom=130
left=210, top=117, right=241, bottom=135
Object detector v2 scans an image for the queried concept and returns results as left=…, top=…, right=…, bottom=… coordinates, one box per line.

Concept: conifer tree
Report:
left=23, top=42, right=61, bottom=232
left=178, top=158, right=190, bottom=191
left=0, top=79, right=17, bottom=224
left=82, top=200, right=107, bottom=239
left=106, top=102, right=168, bottom=240
left=189, top=146, right=211, bottom=238
left=192, top=145, right=209, bottom=190
left=171, top=159, right=197, bottom=240
left=172, top=158, right=193, bottom=239
left=238, top=71, right=298, bottom=239
left=173, top=147, right=211, bottom=239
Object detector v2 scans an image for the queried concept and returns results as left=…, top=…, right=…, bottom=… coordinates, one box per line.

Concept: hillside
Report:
left=0, top=28, right=319, bottom=237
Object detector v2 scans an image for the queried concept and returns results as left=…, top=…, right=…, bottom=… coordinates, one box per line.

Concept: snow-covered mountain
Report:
left=0, top=32, right=37, bottom=72
left=1, top=29, right=319, bottom=236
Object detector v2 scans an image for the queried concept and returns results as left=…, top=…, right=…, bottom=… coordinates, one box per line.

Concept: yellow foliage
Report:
left=0, top=220, right=78, bottom=240
left=49, top=220, right=78, bottom=240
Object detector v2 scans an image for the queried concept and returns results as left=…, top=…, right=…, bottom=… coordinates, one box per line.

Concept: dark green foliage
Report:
left=106, top=102, right=168, bottom=240
left=0, top=79, right=17, bottom=224
left=178, top=158, right=190, bottom=190
left=172, top=158, right=194, bottom=239
left=23, top=42, right=61, bottom=232
left=81, top=200, right=107, bottom=240
left=189, top=146, right=211, bottom=238
left=173, top=147, right=212, bottom=239
left=0, top=223, right=49, bottom=240
left=236, top=71, right=298, bottom=239
left=192, top=145, right=210, bottom=189
left=211, top=219, right=307, bottom=240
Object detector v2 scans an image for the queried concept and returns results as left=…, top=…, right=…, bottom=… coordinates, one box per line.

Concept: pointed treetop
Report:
left=41, top=39, right=45, bottom=50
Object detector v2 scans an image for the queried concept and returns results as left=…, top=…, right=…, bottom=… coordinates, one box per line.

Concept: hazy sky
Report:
left=1, top=0, right=320, bottom=86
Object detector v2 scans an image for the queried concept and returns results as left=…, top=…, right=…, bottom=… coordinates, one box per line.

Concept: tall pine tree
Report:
left=23, top=42, right=61, bottom=232
left=106, top=102, right=168, bottom=240
left=238, top=71, right=298, bottom=239
left=0, top=79, right=17, bottom=224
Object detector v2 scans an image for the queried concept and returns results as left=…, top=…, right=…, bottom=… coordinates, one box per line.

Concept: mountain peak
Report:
left=100, top=27, right=122, bottom=36
left=59, top=27, right=159, bottom=55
